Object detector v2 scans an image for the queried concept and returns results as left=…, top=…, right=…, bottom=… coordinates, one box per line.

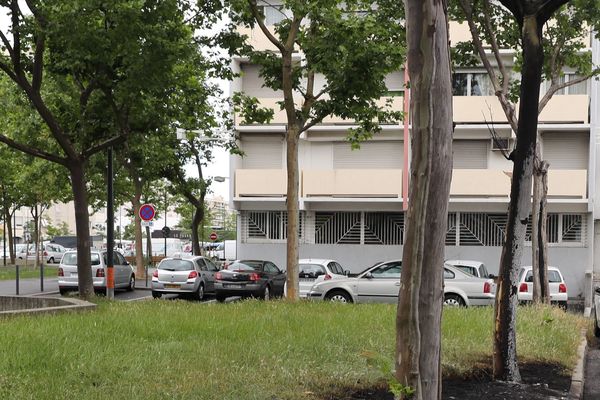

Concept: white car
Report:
left=58, top=250, right=135, bottom=295
left=308, top=260, right=495, bottom=306
left=517, top=266, right=567, bottom=308
left=283, top=259, right=348, bottom=297
left=592, top=286, right=600, bottom=337
left=16, top=243, right=67, bottom=264
left=445, top=260, right=494, bottom=279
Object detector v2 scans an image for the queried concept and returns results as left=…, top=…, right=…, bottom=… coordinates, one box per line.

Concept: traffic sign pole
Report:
left=106, top=147, right=115, bottom=300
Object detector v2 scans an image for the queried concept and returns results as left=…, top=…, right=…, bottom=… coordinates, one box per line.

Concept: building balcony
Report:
left=234, top=168, right=587, bottom=202
left=235, top=96, right=404, bottom=127
left=453, top=95, right=589, bottom=124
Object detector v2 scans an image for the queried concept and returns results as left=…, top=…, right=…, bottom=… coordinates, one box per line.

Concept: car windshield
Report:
left=62, top=253, right=101, bottom=266
left=525, top=270, right=562, bottom=283
left=453, top=265, right=477, bottom=276
left=230, top=261, right=261, bottom=271
left=299, top=264, right=326, bottom=278
left=356, top=261, right=386, bottom=276
left=159, top=259, right=194, bottom=271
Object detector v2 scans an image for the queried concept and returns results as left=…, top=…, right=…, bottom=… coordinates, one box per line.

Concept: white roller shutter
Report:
left=333, top=141, right=403, bottom=169
left=240, top=64, right=280, bottom=98
left=241, top=135, right=284, bottom=169
left=453, top=140, right=488, bottom=169
left=542, top=132, right=588, bottom=169
left=384, top=72, right=404, bottom=91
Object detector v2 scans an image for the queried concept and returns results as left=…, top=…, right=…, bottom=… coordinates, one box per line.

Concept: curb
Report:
left=569, top=328, right=588, bottom=400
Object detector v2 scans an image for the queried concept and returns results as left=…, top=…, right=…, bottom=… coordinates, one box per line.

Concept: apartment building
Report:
left=229, top=11, right=598, bottom=301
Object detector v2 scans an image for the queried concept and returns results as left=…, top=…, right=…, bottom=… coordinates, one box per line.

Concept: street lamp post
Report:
left=106, top=147, right=115, bottom=300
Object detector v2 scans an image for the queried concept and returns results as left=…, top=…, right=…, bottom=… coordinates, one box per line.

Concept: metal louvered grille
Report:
left=363, top=212, right=404, bottom=245
left=240, top=211, right=585, bottom=246
left=315, top=212, right=361, bottom=244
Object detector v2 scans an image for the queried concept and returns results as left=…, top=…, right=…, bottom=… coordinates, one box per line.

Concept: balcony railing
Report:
left=234, top=169, right=587, bottom=200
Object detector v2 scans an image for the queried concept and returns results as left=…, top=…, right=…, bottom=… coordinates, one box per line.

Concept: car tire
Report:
left=261, top=285, right=271, bottom=301
left=216, top=294, right=227, bottom=303
left=443, top=293, right=465, bottom=307
left=59, top=288, right=69, bottom=296
left=594, top=309, right=600, bottom=338
left=325, top=290, right=352, bottom=303
left=127, top=274, right=135, bottom=291
left=152, top=291, right=162, bottom=299
left=196, top=283, right=205, bottom=301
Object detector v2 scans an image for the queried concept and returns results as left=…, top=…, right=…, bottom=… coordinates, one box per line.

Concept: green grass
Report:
left=0, top=301, right=585, bottom=400
left=0, top=264, right=58, bottom=280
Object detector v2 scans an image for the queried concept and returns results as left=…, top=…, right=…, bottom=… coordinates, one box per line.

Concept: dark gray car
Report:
left=151, top=255, right=219, bottom=300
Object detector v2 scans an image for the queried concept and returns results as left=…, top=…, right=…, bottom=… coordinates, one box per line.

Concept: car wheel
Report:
left=196, top=284, right=205, bottom=301
left=127, top=274, right=135, bottom=291
left=261, top=285, right=271, bottom=301
left=325, top=290, right=352, bottom=303
left=594, top=308, right=600, bottom=338
left=216, top=294, right=227, bottom=303
left=152, top=291, right=162, bottom=299
left=444, top=294, right=465, bottom=307
left=59, top=288, right=69, bottom=296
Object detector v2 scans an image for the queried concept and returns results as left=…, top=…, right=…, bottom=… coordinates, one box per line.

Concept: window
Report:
left=158, top=259, right=194, bottom=271
left=452, top=72, right=494, bottom=96
left=264, top=262, right=280, bottom=273
left=525, top=270, right=562, bottom=283
left=443, top=268, right=455, bottom=279
left=328, top=262, right=345, bottom=275
left=257, top=5, right=288, bottom=25
left=205, top=259, right=219, bottom=272
left=196, top=259, right=207, bottom=271
left=299, top=264, right=326, bottom=278
left=370, top=261, right=402, bottom=278
left=553, top=74, right=588, bottom=95
left=242, top=211, right=304, bottom=242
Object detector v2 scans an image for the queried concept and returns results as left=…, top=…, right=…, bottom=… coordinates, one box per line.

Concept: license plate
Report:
left=226, top=284, right=242, bottom=289
left=299, top=278, right=314, bottom=282
left=164, top=284, right=179, bottom=289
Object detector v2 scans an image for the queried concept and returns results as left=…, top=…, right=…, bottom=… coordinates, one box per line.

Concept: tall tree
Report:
left=453, top=0, right=600, bottom=306
left=0, top=1, right=202, bottom=298
left=230, top=0, right=405, bottom=299
left=395, top=0, right=453, bottom=398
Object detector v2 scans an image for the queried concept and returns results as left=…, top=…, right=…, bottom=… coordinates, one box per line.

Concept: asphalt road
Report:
left=584, top=338, right=600, bottom=400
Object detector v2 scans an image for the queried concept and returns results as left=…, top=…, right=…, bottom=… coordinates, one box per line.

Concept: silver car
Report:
left=58, top=250, right=135, bottom=295
left=151, top=255, right=219, bottom=300
left=308, top=260, right=495, bottom=306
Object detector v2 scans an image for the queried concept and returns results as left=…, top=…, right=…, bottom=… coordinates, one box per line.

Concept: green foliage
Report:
left=362, top=350, right=415, bottom=398
left=45, top=220, right=72, bottom=238
left=229, top=0, right=406, bottom=144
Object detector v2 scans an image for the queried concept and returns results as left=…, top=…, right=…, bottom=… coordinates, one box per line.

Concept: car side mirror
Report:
left=364, top=272, right=373, bottom=279
left=488, top=274, right=496, bottom=279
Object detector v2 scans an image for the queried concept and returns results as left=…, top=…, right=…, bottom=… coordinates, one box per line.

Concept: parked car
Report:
left=445, top=259, right=494, bottom=279
left=284, top=259, right=348, bottom=297
left=58, top=250, right=135, bottom=295
left=16, top=243, right=67, bottom=264
left=517, top=266, right=568, bottom=308
left=151, top=255, right=219, bottom=300
left=215, top=260, right=286, bottom=302
left=308, top=260, right=495, bottom=306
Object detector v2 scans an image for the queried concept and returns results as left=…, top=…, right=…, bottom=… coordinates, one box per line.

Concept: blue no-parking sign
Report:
left=139, top=204, right=156, bottom=221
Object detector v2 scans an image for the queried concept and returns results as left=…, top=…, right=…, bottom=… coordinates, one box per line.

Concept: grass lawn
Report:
left=0, top=264, right=58, bottom=280
left=0, top=300, right=585, bottom=400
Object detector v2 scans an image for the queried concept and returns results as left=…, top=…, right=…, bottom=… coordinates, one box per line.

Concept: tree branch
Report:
left=539, top=73, right=594, bottom=112
left=82, top=134, right=128, bottom=159
left=9, top=0, right=22, bottom=76
left=0, top=134, right=67, bottom=165
left=498, top=0, right=523, bottom=22
left=247, top=0, right=285, bottom=53
left=0, top=30, right=14, bottom=61
left=482, top=0, right=510, bottom=94
left=538, top=0, right=569, bottom=24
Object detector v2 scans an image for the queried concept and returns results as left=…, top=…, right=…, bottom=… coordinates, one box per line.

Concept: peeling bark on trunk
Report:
left=493, top=14, right=544, bottom=383
left=531, top=146, right=549, bottom=304
left=285, top=125, right=300, bottom=301
left=396, top=0, right=453, bottom=398
left=70, top=161, right=94, bottom=299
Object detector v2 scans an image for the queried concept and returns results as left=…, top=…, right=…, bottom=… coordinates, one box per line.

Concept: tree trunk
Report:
left=70, top=161, right=94, bottom=299
left=285, top=125, right=300, bottom=301
left=532, top=145, right=550, bottom=304
left=191, top=206, right=203, bottom=256
left=132, top=181, right=145, bottom=278
left=395, top=0, right=453, bottom=398
left=539, top=164, right=550, bottom=303
left=531, top=147, right=542, bottom=304
left=493, top=14, right=544, bottom=382
left=6, top=209, right=15, bottom=264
